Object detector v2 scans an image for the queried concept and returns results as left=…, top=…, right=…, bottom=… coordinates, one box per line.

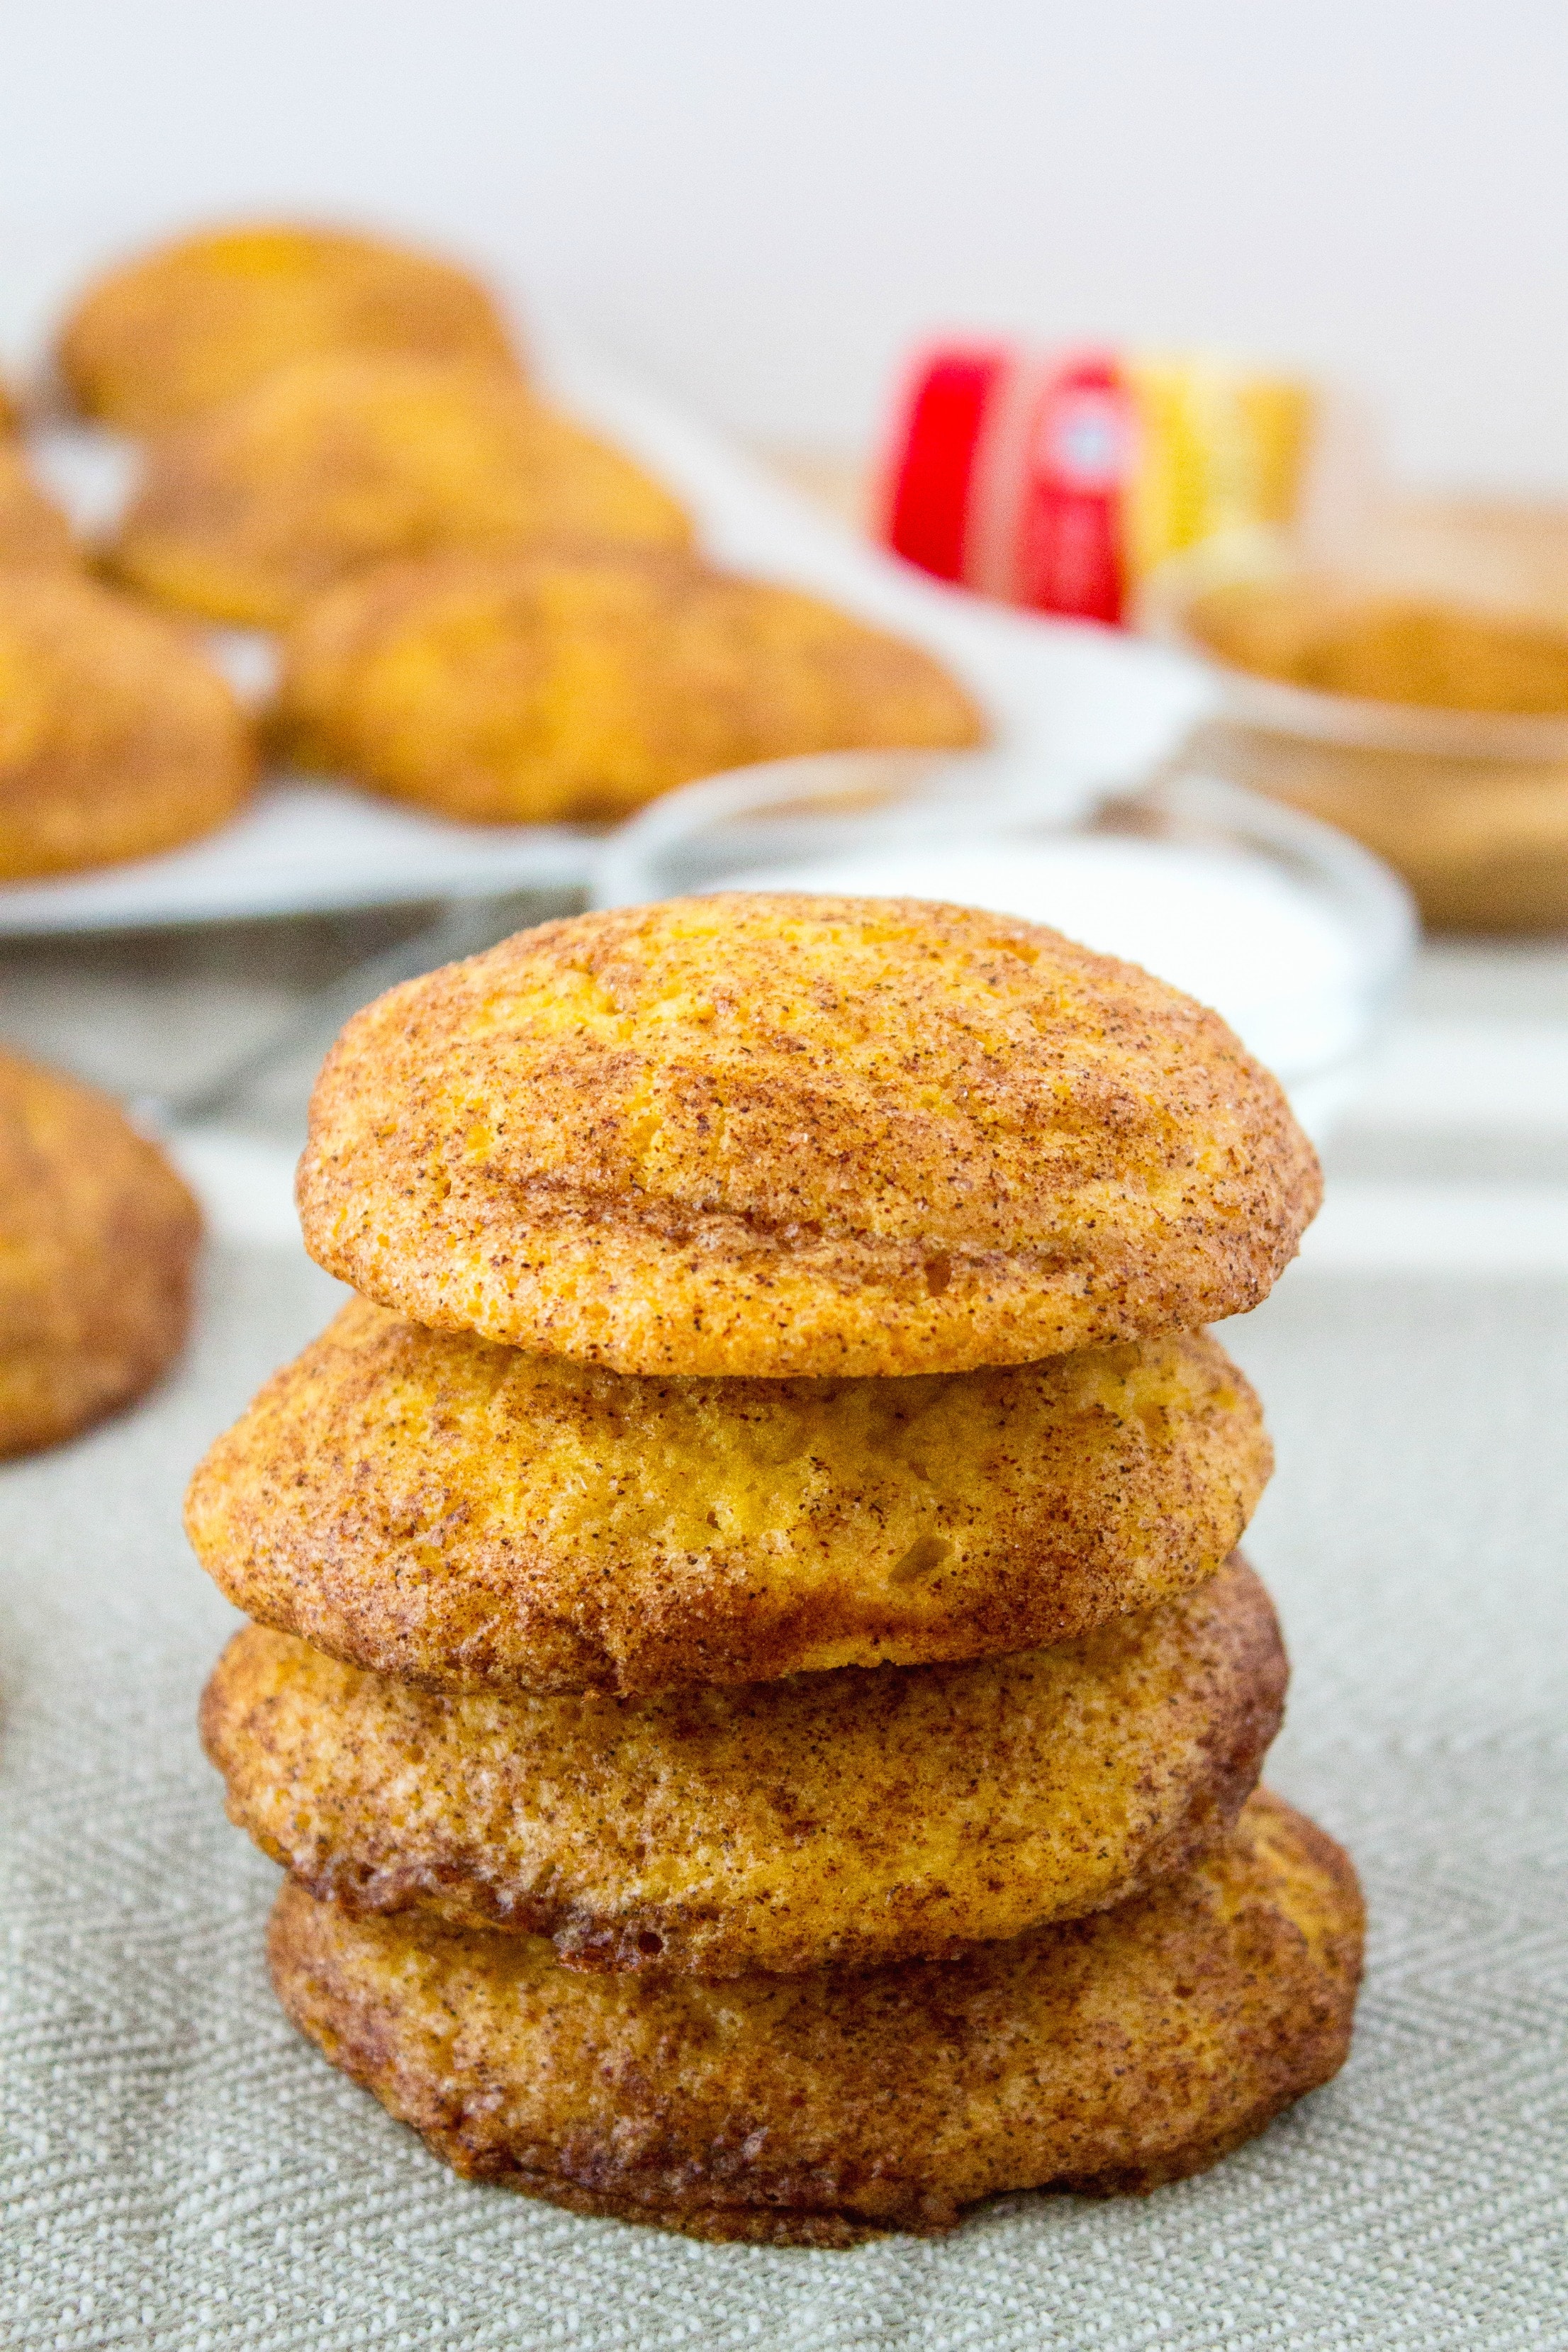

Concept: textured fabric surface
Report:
left=1, top=1243, right=1564, bottom=2349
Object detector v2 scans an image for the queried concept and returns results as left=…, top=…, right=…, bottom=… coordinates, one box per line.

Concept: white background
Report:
left=1, top=1, right=1566, bottom=488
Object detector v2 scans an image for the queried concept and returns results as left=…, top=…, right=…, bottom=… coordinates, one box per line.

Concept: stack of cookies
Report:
left=187, top=894, right=1363, bottom=2247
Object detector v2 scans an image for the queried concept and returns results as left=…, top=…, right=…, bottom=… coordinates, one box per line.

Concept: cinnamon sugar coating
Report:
left=205, top=1558, right=1285, bottom=1977
left=186, top=1300, right=1269, bottom=1692
left=269, top=1791, right=1362, bottom=2244
left=296, top=895, right=1321, bottom=1376
left=0, top=1049, right=201, bottom=1455
left=0, top=571, right=254, bottom=880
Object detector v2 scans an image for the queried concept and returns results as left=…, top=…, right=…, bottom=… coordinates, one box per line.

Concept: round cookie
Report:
left=269, top=1789, right=1363, bottom=2244
left=297, top=895, right=1321, bottom=1377
left=1191, top=576, right=1568, bottom=714
left=273, top=547, right=984, bottom=823
left=185, top=1299, right=1270, bottom=1693
left=108, top=357, right=693, bottom=626
left=0, top=571, right=254, bottom=880
left=203, top=1558, right=1285, bottom=1977
left=56, top=221, right=518, bottom=432
left=0, top=1050, right=201, bottom=1455
left=0, top=444, right=77, bottom=571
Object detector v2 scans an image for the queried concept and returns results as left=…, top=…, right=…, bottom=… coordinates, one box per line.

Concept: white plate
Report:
left=0, top=332, right=1215, bottom=934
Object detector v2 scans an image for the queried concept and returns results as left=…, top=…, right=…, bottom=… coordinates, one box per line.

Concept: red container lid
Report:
left=882, top=345, right=1009, bottom=584
left=881, top=341, right=1133, bottom=625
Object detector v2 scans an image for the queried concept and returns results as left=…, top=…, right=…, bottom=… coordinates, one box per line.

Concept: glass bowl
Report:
left=1139, top=529, right=1568, bottom=932
left=592, top=746, right=1416, bottom=1142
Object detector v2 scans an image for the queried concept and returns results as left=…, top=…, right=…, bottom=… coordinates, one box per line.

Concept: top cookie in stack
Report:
left=294, top=892, right=1320, bottom=1377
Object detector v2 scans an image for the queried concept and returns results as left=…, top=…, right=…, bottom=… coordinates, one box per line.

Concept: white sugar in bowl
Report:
left=593, top=750, right=1415, bottom=1143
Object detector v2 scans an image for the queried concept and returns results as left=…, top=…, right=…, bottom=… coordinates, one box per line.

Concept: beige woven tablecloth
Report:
left=1, top=1240, right=1565, bottom=2350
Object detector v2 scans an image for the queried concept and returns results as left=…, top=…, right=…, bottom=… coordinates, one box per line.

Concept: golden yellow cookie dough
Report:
left=297, top=895, right=1321, bottom=1377
left=273, top=545, right=985, bottom=822
left=1192, top=576, right=1568, bottom=713
left=269, top=1790, right=1363, bottom=2244
left=0, top=1049, right=201, bottom=1455
left=0, top=444, right=75, bottom=571
left=204, top=1558, right=1285, bottom=1976
left=0, top=571, right=254, bottom=880
left=108, top=357, right=692, bottom=625
left=186, top=1299, right=1270, bottom=1693
left=57, top=221, right=518, bottom=432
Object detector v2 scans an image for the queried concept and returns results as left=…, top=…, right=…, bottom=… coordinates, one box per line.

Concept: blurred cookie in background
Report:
left=0, top=1050, right=201, bottom=1457
left=0, top=572, right=255, bottom=879
left=56, top=221, right=519, bottom=432
left=0, top=444, right=78, bottom=572
left=108, top=357, right=693, bottom=626
left=1188, top=576, right=1568, bottom=714
left=274, top=544, right=984, bottom=822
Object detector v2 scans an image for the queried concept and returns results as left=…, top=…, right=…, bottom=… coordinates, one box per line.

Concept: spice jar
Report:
left=880, top=342, right=1321, bottom=625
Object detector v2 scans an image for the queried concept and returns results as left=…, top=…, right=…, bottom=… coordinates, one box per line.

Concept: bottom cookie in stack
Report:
left=269, top=1790, right=1362, bottom=2247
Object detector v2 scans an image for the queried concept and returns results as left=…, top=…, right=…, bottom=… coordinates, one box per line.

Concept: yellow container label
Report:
left=1124, top=358, right=1315, bottom=581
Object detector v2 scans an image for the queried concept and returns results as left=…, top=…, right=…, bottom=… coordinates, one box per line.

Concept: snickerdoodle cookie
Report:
left=0, top=1050, right=200, bottom=1455
left=0, top=571, right=254, bottom=880
left=296, top=896, right=1321, bottom=1376
left=57, top=221, right=518, bottom=431
left=273, top=546, right=983, bottom=822
left=109, top=357, right=691, bottom=625
left=186, top=1300, right=1269, bottom=1692
left=205, top=1558, right=1285, bottom=1976
left=269, top=1790, right=1362, bottom=2244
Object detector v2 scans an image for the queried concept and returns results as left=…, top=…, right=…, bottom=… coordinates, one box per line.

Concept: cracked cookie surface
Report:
left=206, top=1557, right=1286, bottom=1977
left=269, top=1790, right=1363, bottom=2244
left=186, top=1299, right=1270, bottom=1691
left=296, top=895, right=1321, bottom=1377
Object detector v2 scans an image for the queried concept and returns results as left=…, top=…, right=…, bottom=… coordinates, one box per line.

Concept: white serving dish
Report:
left=595, top=749, right=1417, bottom=1143
left=0, top=329, right=1214, bottom=934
